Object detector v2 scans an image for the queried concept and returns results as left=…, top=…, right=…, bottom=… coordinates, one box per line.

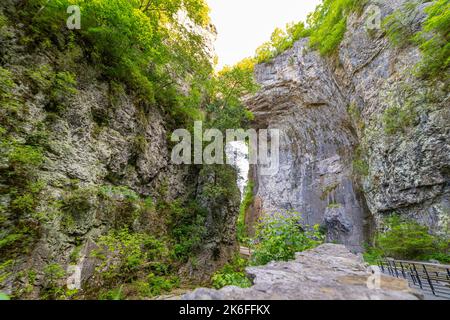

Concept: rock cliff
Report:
left=0, top=1, right=239, bottom=298
left=245, top=0, right=449, bottom=251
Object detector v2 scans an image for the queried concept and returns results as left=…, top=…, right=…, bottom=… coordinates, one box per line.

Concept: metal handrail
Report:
left=385, top=258, right=450, bottom=269
left=378, top=258, right=450, bottom=299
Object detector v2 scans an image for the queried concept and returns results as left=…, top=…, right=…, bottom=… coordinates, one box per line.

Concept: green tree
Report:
left=205, top=58, right=259, bottom=131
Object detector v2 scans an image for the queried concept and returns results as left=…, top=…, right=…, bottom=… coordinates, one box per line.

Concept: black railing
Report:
left=378, top=258, right=450, bottom=299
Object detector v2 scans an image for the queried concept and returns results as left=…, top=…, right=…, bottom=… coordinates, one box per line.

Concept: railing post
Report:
left=412, top=264, right=423, bottom=290
left=393, top=261, right=399, bottom=278
left=422, top=265, right=436, bottom=296
left=399, top=262, right=406, bottom=279
left=378, top=260, right=385, bottom=273
left=409, top=265, right=417, bottom=285
left=388, top=260, right=394, bottom=276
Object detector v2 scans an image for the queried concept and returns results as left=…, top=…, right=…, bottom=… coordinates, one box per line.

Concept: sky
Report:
left=207, top=0, right=322, bottom=69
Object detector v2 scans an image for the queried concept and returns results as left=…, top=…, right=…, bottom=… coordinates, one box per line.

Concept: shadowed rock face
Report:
left=245, top=0, right=449, bottom=251
left=182, top=244, right=421, bottom=300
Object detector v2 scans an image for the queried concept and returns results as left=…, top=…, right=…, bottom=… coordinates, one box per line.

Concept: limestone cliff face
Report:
left=0, top=3, right=238, bottom=297
left=246, top=0, right=449, bottom=251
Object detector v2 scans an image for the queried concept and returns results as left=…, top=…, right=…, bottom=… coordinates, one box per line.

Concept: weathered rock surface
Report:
left=183, top=244, right=420, bottom=300
left=245, top=0, right=449, bottom=250
left=246, top=38, right=372, bottom=252
left=0, top=1, right=239, bottom=297
left=338, top=0, right=449, bottom=235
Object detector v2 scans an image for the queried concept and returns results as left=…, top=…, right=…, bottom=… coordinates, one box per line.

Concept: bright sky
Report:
left=208, top=0, right=322, bottom=69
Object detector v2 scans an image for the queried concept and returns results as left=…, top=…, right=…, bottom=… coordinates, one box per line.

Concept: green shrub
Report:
left=0, top=136, right=44, bottom=258
left=69, top=245, right=82, bottom=264
left=41, top=263, right=66, bottom=300
left=0, top=292, right=10, bottom=300
left=167, top=200, right=207, bottom=261
left=352, top=146, right=369, bottom=176
left=26, top=64, right=55, bottom=91
left=0, top=67, right=15, bottom=97
left=250, top=212, right=324, bottom=266
left=211, top=256, right=252, bottom=289
left=0, top=234, right=23, bottom=251
left=413, top=0, right=450, bottom=79
left=307, top=0, right=367, bottom=55
left=253, top=0, right=367, bottom=63
left=93, top=228, right=170, bottom=286
left=382, top=103, right=417, bottom=135
left=382, top=1, right=421, bottom=47
left=382, top=0, right=449, bottom=79
left=0, top=13, right=7, bottom=29
left=98, top=286, right=124, bottom=300
left=23, top=0, right=212, bottom=119
left=364, top=215, right=449, bottom=263
left=135, top=273, right=180, bottom=297
left=237, top=182, right=254, bottom=243
left=363, top=244, right=384, bottom=265
left=255, top=22, right=310, bottom=63
left=8, top=144, right=44, bottom=170
left=26, top=65, right=77, bottom=113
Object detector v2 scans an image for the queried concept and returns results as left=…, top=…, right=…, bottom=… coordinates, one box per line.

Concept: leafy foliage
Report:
left=382, top=0, right=422, bottom=47
left=21, top=0, right=212, bottom=124
left=308, top=0, right=366, bottom=55
left=0, top=292, right=10, bottom=300
left=250, top=212, right=324, bottom=266
left=41, top=263, right=67, bottom=300
left=255, top=22, right=310, bottom=63
left=352, top=146, right=369, bottom=176
left=382, top=104, right=417, bottom=135
left=237, top=182, right=254, bottom=243
left=211, top=255, right=252, bottom=289
left=205, top=58, right=258, bottom=131
left=383, top=0, right=449, bottom=79
left=91, top=227, right=178, bottom=298
left=414, top=0, right=450, bottom=79
left=364, top=215, right=450, bottom=263
left=253, top=0, right=367, bottom=63
left=165, top=200, right=207, bottom=262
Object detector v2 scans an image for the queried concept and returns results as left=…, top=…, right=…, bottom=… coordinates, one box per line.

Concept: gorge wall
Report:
left=0, top=1, right=240, bottom=298
left=246, top=0, right=449, bottom=252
